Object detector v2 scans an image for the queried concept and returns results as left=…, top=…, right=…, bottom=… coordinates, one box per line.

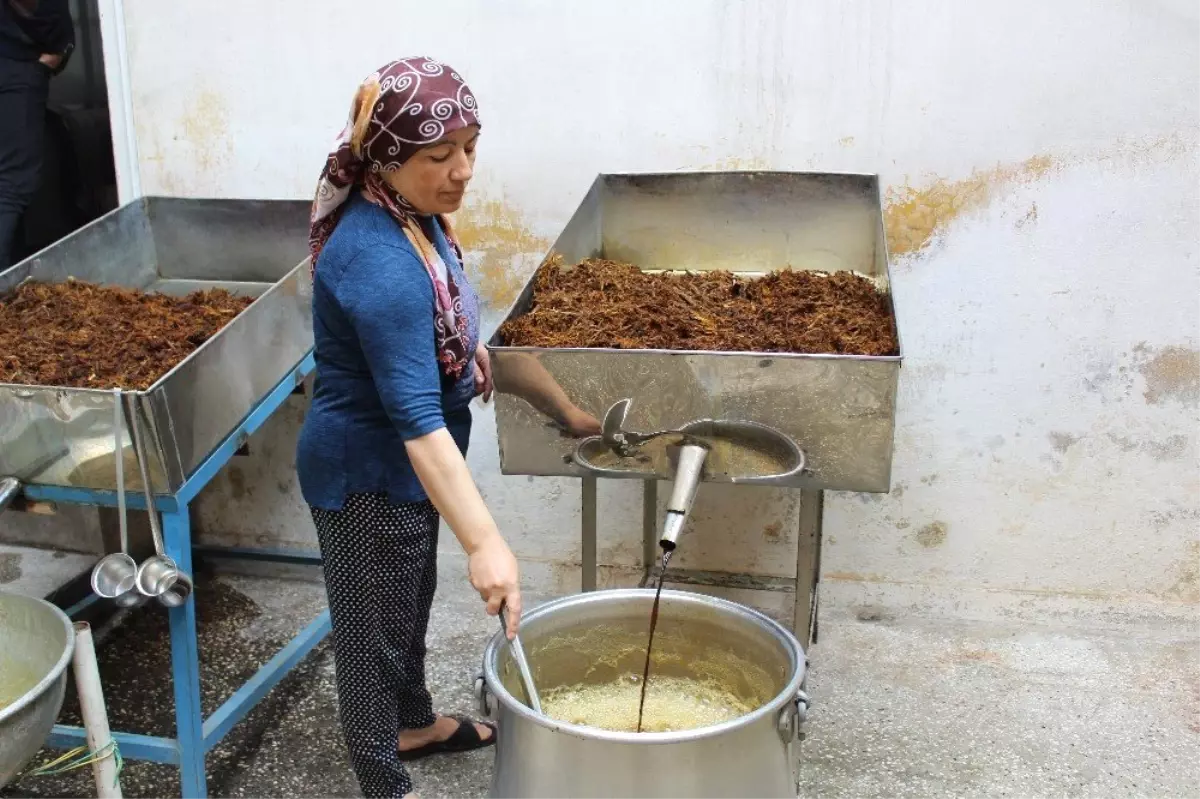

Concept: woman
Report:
left=296, top=57, right=520, bottom=799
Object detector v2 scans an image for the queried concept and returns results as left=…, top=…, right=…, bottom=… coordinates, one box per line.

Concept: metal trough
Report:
left=0, top=197, right=313, bottom=495
left=0, top=589, right=75, bottom=787
left=487, top=171, right=903, bottom=493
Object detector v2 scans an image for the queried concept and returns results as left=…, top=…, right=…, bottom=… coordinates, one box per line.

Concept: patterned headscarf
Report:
left=309, top=57, right=481, bottom=379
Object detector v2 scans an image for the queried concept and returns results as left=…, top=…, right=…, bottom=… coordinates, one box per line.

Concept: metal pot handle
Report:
left=776, top=688, right=811, bottom=743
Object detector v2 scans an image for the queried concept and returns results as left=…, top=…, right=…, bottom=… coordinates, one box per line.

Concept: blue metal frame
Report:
left=37, top=352, right=329, bottom=799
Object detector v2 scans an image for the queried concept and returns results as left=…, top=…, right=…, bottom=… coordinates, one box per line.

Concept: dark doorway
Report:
left=14, top=0, right=117, bottom=262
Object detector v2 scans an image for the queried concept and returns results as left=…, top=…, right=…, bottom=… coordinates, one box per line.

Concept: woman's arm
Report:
left=406, top=428, right=521, bottom=636
left=341, top=245, right=521, bottom=636
left=492, top=352, right=602, bottom=437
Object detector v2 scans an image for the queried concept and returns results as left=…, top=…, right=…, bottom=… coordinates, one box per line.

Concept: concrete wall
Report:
left=17, top=0, right=1195, bottom=624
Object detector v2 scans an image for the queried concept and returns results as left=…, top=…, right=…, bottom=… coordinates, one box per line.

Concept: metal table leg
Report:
left=642, top=479, right=658, bottom=570
left=792, top=488, right=824, bottom=648
left=162, top=504, right=206, bottom=798
left=35, top=353, right=330, bottom=799
left=583, top=478, right=657, bottom=591
left=581, top=477, right=597, bottom=591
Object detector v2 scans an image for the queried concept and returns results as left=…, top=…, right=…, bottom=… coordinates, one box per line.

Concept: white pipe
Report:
left=71, top=622, right=123, bottom=799
left=97, top=0, right=140, bottom=202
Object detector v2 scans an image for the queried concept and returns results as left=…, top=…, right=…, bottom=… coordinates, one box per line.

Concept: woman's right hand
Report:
left=468, top=534, right=521, bottom=639
left=403, top=428, right=522, bottom=638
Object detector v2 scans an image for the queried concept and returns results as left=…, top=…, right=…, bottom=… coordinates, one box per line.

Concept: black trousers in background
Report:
left=311, top=493, right=441, bottom=798
left=0, top=57, right=49, bottom=272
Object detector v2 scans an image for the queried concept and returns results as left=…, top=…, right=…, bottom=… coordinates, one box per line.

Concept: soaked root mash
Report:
left=509, top=614, right=783, bottom=735
left=541, top=673, right=755, bottom=733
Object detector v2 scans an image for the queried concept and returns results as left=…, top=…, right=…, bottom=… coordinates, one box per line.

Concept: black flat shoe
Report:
left=396, top=714, right=497, bottom=761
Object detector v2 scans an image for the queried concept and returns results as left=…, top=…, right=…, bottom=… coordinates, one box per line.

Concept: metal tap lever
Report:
left=601, top=398, right=685, bottom=456
left=659, top=441, right=710, bottom=551
left=601, top=398, right=632, bottom=452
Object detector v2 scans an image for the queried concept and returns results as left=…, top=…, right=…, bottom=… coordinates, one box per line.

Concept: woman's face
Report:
left=383, top=125, right=479, bottom=215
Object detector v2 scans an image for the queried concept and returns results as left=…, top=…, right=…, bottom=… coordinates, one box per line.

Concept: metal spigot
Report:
left=658, top=442, right=710, bottom=551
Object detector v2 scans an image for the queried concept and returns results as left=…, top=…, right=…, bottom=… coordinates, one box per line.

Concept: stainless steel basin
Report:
left=0, top=589, right=75, bottom=787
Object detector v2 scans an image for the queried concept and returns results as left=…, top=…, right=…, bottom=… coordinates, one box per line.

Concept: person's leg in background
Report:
left=0, top=57, right=48, bottom=271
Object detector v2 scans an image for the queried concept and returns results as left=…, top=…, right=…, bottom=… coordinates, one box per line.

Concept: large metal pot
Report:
left=0, top=589, right=76, bottom=787
left=476, top=589, right=808, bottom=798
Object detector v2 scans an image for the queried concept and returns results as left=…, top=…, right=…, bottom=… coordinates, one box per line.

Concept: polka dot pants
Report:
left=311, top=492, right=440, bottom=798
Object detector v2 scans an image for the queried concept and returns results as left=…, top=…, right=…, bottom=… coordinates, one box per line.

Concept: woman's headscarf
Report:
left=309, top=56, right=481, bottom=379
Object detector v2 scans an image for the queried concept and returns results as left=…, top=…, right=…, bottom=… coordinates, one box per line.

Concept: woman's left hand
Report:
left=474, top=342, right=493, bottom=403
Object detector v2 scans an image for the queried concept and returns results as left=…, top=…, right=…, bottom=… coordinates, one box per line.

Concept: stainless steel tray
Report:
left=0, top=197, right=313, bottom=494
left=486, top=171, right=903, bottom=493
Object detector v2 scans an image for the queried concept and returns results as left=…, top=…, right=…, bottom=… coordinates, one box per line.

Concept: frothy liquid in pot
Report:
left=540, top=674, right=753, bottom=733
left=537, top=548, right=757, bottom=734
left=0, top=664, right=40, bottom=711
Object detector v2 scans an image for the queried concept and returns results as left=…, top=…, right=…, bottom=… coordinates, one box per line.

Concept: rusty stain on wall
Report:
left=1138, top=346, right=1200, bottom=406
left=137, top=136, right=183, bottom=195
left=138, top=88, right=231, bottom=195
left=763, top=522, right=783, bottom=543
left=916, top=521, right=949, bottom=548
left=453, top=200, right=549, bottom=309
left=883, top=134, right=1193, bottom=258
left=884, top=155, right=1058, bottom=257
left=178, top=90, right=231, bottom=174
left=690, top=156, right=772, bottom=171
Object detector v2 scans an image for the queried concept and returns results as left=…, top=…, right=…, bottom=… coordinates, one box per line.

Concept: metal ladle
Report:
left=499, top=602, right=541, bottom=714
left=90, top=389, right=140, bottom=606
left=126, top=393, right=193, bottom=608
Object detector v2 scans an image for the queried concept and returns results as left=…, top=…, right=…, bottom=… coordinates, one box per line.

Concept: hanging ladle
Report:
left=126, top=393, right=193, bottom=607
left=90, top=389, right=141, bottom=606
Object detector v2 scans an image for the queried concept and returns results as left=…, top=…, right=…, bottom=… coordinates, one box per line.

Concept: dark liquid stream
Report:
left=636, top=548, right=672, bottom=732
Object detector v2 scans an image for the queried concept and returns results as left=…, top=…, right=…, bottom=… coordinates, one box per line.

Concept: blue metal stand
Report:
left=33, top=352, right=331, bottom=799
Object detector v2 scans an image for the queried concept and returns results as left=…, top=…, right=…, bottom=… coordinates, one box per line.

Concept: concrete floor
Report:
left=0, top=543, right=97, bottom=599
left=3, top=551, right=1198, bottom=799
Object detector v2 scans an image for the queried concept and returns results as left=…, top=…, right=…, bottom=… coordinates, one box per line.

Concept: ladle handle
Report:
left=113, top=389, right=129, bottom=556
left=124, top=393, right=165, bottom=555
left=499, top=602, right=542, bottom=715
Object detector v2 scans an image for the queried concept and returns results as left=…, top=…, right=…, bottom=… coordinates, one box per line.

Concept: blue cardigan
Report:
left=296, top=193, right=481, bottom=510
